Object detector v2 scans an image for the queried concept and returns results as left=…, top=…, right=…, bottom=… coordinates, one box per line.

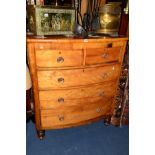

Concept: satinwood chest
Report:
left=27, top=35, right=128, bottom=139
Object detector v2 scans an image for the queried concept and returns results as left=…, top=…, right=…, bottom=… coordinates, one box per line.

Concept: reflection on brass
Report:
left=96, top=3, right=121, bottom=35
left=100, top=13, right=120, bottom=29
left=57, top=57, right=64, bottom=63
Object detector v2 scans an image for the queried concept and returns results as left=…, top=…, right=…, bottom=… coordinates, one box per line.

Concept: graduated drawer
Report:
left=40, top=99, right=112, bottom=128
left=37, top=64, right=120, bottom=89
left=39, top=82, right=116, bottom=109
left=35, top=49, right=83, bottom=67
left=86, top=46, right=121, bottom=65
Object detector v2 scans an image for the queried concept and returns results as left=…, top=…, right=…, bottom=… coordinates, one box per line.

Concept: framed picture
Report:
left=27, top=5, right=75, bottom=35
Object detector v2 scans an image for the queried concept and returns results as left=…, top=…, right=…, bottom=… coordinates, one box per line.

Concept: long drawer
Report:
left=40, top=99, right=112, bottom=128
left=35, top=49, right=83, bottom=68
left=37, top=64, right=120, bottom=89
left=39, top=82, right=116, bottom=109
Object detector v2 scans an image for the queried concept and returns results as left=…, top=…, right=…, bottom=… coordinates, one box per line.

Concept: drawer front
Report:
left=40, top=100, right=112, bottom=128
left=86, top=46, right=121, bottom=65
left=35, top=49, right=83, bottom=67
left=37, top=64, right=120, bottom=89
left=84, top=41, right=124, bottom=49
left=39, top=82, right=116, bottom=109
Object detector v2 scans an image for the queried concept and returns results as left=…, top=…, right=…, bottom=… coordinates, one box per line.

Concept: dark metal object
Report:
left=91, top=0, right=101, bottom=31
left=82, top=0, right=92, bottom=31
left=73, top=24, right=88, bottom=38
left=73, top=0, right=88, bottom=38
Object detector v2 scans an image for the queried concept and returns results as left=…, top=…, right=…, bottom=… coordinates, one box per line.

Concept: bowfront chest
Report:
left=27, top=36, right=128, bottom=139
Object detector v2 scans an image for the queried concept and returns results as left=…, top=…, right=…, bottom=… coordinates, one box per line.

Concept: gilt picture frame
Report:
left=28, top=6, right=75, bottom=35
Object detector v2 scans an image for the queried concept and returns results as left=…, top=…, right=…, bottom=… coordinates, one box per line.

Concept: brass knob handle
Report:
left=57, top=57, right=64, bottom=63
left=39, top=46, right=44, bottom=49
left=107, top=43, right=112, bottom=48
left=99, top=91, right=104, bottom=97
left=112, top=66, right=115, bottom=70
left=96, top=107, right=101, bottom=113
left=58, top=97, right=64, bottom=103
left=102, top=53, right=109, bottom=59
left=58, top=77, right=64, bottom=84
left=58, top=115, right=64, bottom=121
left=101, top=73, right=108, bottom=79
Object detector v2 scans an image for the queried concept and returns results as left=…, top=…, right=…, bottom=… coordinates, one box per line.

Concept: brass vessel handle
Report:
left=57, top=57, right=64, bottom=63
left=58, top=77, right=64, bottom=84
left=58, top=115, right=64, bottom=121
left=58, top=97, right=64, bottom=103
left=102, top=53, right=109, bottom=59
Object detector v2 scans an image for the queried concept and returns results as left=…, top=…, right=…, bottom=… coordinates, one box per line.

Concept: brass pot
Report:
left=97, top=3, right=121, bottom=35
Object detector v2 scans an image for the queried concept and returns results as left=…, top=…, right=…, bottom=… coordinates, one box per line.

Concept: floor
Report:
left=26, top=120, right=129, bottom=155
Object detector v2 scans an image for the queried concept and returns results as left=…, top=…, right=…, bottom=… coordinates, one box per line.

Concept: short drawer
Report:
left=86, top=46, right=121, bottom=65
left=40, top=100, right=112, bottom=128
left=39, top=82, right=116, bottom=109
left=37, top=64, right=120, bottom=89
left=84, top=41, right=124, bottom=49
left=35, top=49, right=83, bottom=67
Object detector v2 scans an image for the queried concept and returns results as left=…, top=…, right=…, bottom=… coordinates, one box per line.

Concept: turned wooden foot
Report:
left=30, top=113, right=35, bottom=124
left=104, top=116, right=111, bottom=126
left=37, top=130, right=45, bottom=140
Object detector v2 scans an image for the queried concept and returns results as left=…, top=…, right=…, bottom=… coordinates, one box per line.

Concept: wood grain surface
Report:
left=27, top=36, right=128, bottom=133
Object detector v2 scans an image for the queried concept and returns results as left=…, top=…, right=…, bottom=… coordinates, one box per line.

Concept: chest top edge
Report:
left=26, top=36, right=128, bottom=44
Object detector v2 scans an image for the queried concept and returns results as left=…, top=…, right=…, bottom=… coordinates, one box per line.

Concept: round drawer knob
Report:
left=102, top=53, right=109, bottom=59
left=112, top=66, right=115, bottom=70
left=99, top=91, right=104, bottom=97
left=58, top=97, right=64, bottom=103
left=101, top=73, right=108, bottom=79
left=58, top=77, right=64, bottom=84
left=96, top=107, right=101, bottom=113
left=57, top=57, right=64, bottom=63
left=58, top=115, right=64, bottom=121
left=39, top=46, right=44, bottom=49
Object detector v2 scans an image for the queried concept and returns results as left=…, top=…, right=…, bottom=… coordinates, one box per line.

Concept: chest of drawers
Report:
left=27, top=36, right=128, bottom=139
